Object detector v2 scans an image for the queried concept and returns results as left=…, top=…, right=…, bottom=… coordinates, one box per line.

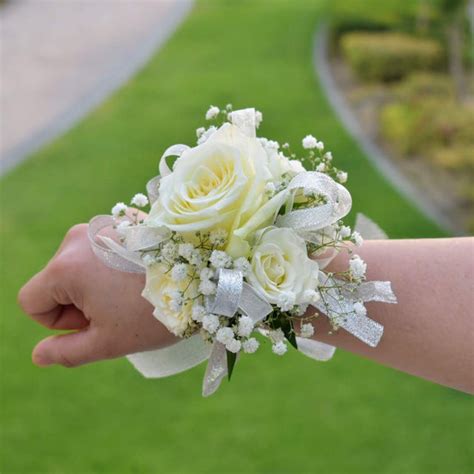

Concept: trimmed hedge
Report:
left=381, top=98, right=474, bottom=156
left=341, top=32, right=443, bottom=81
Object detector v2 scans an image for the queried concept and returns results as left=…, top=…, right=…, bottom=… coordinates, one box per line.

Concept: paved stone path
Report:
left=0, top=0, right=193, bottom=175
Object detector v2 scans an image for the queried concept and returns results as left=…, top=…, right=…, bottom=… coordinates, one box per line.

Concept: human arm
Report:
left=307, top=237, right=474, bottom=394
left=18, top=224, right=474, bottom=393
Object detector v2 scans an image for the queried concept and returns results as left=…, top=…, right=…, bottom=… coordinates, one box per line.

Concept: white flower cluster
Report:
left=111, top=105, right=380, bottom=385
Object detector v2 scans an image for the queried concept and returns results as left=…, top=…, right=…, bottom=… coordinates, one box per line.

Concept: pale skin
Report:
left=18, top=224, right=474, bottom=394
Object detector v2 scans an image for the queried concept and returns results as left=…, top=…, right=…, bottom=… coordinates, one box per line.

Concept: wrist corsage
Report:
left=89, top=106, right=397, bottom=396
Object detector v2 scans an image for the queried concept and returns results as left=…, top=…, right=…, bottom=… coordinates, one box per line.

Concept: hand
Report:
left=18, top=224, right=177, bottom=368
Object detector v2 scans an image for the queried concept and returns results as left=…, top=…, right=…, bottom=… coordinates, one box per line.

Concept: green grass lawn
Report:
left=1, top=1, right=472, bottom=473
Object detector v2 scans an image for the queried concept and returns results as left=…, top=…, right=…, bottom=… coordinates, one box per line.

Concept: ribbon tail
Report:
left=127, top=335, right=212, bottom=378
left=296, top=338, right=336, bottom=361
left=352, top=281, right=397, bottom=304
left=239, top=282, right=273, bottom=323
left=338, top=314, right=384, bottom=348
left=202, top=341, right=228, bottom=397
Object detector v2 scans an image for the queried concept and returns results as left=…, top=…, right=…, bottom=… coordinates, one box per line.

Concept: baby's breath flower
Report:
left=178, top=243, right=194, bottom=260
left=269, top=328, right=285, bottom=343
left=199, top=279, right=216, bottom=296
left=316, top=162, right=326, bottom=172
left=242, top=337, right=260, bottom=354
left=189, top=249, right=203, bottom=266
left=296, top=303, right=309, bottom=316
left=315, top=140, right=324, bottom=151
left=197, top=126, right=217, bottom=145
left=272, top=341, right=288, bottom=356
left=302, top=134, right=318, bottom=149
left=200, top=267, right=214, bottom=281
left=233, top=257, right=251, bottom=276
left=191, top=303, right=206, bottom=323
left=237, top=315, right=254, bottom=337
left=131, top=193, right=148, bottom=208
left=277, top=291, right=296, bottom=311
left=168, top=290, right=183, bottom=312
left=300, top=323, right=315, bottom=338
left=111, top=202, right=127, bottom=217
left=196, top=127, right=206, bottom=138
left=282, top=142, right=290, bottom=149
left=162, top=241, right=178, bottom=260
left=302, top=289, right=320, bottom=305
left=352, top=231, right=363, bottom=247
left=350, top=255, right=367, bottom=280
left=226, top=339, right=242, bottom=354
left=205, top=105, right=220, bottom=120
left=324, top=151, right=333, bottom=161
left=171, top=263, right=188, bottom=281
left=209, top=250, right=232, bottom=269
left=259, top=137, right=279, bottom=150
left=339, top=225, right=352, bottom=239
left=209, top=228, right=228, bottom=246
left=337, top=171, right=348, bottom=183
left=216, top=327, right=235, bottom=345
left=202, top=314, right=220, bottom=334
left=353, top=301, right=367, bottom=317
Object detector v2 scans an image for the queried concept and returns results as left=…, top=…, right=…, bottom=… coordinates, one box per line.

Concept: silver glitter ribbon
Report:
left=202, top=268, right=274, bottom=397
left=208, top=269, right=273, bottom=323
left=315, top=272, right=396, bottom=348
left=276, top=171, right=352, bottom=233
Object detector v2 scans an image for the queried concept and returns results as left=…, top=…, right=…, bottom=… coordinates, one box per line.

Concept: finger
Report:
left=32, top=328, right=102, bottom=368
left=49, top=305, right=89, bottom=330
left=18, top=269, right=61, bottom=316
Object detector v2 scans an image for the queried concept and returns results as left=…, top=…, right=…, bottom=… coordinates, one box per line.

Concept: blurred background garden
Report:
left=0, top=0, right=473, bottom=473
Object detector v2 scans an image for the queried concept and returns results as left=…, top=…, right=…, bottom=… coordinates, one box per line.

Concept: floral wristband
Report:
left=88, top=106, right=397, bottom=396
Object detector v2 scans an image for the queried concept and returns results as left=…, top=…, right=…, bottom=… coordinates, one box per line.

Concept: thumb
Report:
left=32, top=328, right=102, bottom=368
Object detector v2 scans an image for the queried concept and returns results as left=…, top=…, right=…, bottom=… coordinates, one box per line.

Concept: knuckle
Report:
left=66, top=224, right=88, bottom=240
left=47, top=254, right=71, bottom=277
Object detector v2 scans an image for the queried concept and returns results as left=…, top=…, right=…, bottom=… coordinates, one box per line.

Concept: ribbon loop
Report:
left=276, top=172, right=352, bottom=233
left=88, top=215, right=145, bottom=273
left=159, top=144, right=189, bottom=177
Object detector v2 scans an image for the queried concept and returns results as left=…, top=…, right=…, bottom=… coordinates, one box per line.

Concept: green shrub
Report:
left=380, top=103, right=419, bottom=154
left=432, top=145, right=474, bottom=171
left=341, top=32, right=443, bottom=82
left=392, top=72, right=455, bottom=102
left=328, top=0, right=423, bottom=39
left=382, top=99, right=474, bottom=153
left=381, top=72, right=474, bottom=178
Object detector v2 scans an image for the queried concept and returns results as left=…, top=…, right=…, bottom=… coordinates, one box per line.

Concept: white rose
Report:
left=146, top=123, right=289, bottom=257
left=142, top=264, right=197, bottom=337
left=247, top=227, right=319, bottom=307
